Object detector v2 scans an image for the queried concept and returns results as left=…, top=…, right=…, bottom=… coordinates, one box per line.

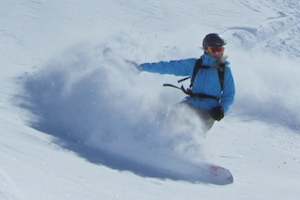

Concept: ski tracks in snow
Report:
left=226, top=1, right=300, bottom=57
left=227, top=14, right=299, bottom=52
left=0, top=167, right=22, bottom=200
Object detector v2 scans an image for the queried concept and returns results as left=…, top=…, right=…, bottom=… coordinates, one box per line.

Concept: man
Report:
left=139, top=33, right=235, bottom=132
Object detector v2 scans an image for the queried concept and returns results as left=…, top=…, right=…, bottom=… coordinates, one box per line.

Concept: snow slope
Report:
left=1, top=0, right=300, bottom=199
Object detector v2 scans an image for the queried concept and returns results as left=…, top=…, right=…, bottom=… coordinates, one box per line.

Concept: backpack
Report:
left=163, top=58, right=225, bottom=101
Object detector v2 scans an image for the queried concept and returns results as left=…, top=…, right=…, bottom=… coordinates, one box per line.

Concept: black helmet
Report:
left=202, top=33, right=226, bottom=50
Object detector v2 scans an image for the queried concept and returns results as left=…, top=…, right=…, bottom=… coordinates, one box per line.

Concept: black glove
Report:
left=209, top=106, right=224, bottom=121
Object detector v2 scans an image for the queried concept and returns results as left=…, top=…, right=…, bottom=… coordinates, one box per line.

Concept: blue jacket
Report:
left=140, top=54, right=235, bottom=113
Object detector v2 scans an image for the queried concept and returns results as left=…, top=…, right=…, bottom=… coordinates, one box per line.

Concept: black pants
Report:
left=167, top=102, right=215, bottom=134
left=182, top=102, right=215, bottom=133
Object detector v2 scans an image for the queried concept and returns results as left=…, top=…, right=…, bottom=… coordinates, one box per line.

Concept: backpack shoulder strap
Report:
left=218, top=63, right=226, bottom=91
left=164, top=59, right=226, bottom=95
left=190, top=58, right=203, bottom=88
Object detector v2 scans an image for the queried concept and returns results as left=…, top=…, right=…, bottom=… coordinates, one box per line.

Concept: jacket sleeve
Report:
left=139, top=58, right=196, bottom=76
left=220, top=65, right=235, bottom=113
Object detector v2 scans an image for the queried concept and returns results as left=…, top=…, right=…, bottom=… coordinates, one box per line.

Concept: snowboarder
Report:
left=138, top=33, right=235, bottom=132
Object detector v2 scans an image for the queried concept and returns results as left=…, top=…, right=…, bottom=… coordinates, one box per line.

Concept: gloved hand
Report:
left=209, top=106, right=224, bottom=121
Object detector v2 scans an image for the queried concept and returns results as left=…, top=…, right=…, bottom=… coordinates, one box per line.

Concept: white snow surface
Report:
left=1, top=0, right=300, bottom=199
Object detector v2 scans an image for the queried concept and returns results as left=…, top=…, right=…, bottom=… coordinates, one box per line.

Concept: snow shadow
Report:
left=19, top=37, right=220, bottom=184
left=19, top=33, right=300, bottom=185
